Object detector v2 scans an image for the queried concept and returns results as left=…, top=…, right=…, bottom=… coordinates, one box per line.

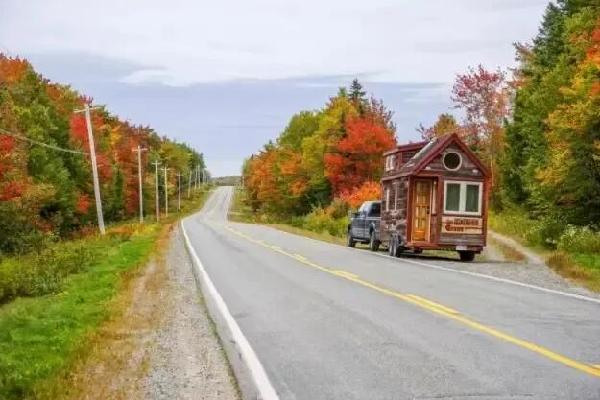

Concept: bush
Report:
left=0, top=239, right=94, bottom=304
left=524, top=216, right=566, bottom=249
left=558, top=225, right=600, bottom=254
left=301, top=206, right=347, bottom=237
left=489, top=208, right=566, bottom=249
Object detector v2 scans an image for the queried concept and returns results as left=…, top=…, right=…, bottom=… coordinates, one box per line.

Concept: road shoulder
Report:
left=58, top=225, right=239, bottom=400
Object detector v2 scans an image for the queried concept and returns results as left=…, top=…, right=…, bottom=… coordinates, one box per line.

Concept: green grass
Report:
left=0, top=225, right=159, bottom=399
left=0, top=186, right=212, bottom=399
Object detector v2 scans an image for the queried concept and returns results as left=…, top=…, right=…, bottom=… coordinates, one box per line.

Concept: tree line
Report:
left=244, top=0, right=600, bottom=239
left=0, top=54, right=206, bottom=255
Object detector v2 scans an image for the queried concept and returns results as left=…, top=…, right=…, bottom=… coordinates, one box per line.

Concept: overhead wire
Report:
left=0, top=127, right=88, bottom=155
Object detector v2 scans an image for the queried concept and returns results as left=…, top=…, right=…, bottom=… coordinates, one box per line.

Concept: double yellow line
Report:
left=223, top=224, right=600, bottom=378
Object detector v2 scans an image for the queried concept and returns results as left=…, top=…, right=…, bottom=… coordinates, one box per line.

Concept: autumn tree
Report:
left=418, top=113, right=460, bottom=140
left=324, top=116, right=396, bottom=196
left=452, top=65, right=510, bottom=204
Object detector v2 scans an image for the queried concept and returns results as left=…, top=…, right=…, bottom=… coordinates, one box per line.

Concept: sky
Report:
left=0, top=0, right=549, bottom=176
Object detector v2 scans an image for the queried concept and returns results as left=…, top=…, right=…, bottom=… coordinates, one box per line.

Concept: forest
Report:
left=242, top=0, right=600, bottom=255
left=0, top=55, right=205, bottom=256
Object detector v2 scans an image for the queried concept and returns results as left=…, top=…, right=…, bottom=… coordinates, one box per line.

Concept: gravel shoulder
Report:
left=61, top=225, right=239, bottom=400
left=142, top=227, right=240, bottom=400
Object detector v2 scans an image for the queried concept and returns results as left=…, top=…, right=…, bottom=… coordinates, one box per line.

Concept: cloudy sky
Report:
left=1, top=0, right=548, bottom=176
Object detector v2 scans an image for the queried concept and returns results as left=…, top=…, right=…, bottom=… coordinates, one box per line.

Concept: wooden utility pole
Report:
left=152, top=160, right=161, bottom=222
left=133, top=145, right=147, bottom=223
left=163, top=166, right=170, bottom=217
left=75, top=104, right=105, bottom=235
left=176, top=172, right=182, bottom=212
left=187, top=169, right=192, bottom=198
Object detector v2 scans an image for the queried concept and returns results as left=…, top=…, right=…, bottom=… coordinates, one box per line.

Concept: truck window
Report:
left=370, top=203, right=381, bottom=217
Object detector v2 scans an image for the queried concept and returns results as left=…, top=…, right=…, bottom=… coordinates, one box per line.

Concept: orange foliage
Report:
left=0, top=56, right=28, bottom=84
left=340, top=181, right=381, bottom=208
left=75, top=193, right=91, bottom=214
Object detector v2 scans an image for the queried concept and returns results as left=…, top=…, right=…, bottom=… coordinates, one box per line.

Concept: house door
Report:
left=412, top=180, right=432, bottom=242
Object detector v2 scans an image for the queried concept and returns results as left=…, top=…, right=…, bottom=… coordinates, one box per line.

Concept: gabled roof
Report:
left=383, top=140, right=427, bottom=156
left=398, top=133, right=490, bottom=177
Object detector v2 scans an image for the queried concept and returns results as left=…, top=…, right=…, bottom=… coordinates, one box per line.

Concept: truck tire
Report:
left=459, top=250, right=475, bottom=262
left=347, top=229, right=356, bottom=248
left=369, top=231, right=380, bottom=251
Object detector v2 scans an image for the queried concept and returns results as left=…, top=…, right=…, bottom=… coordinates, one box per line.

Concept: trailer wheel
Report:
left=369, top=231, right=380, bottom=251
left=347, top=230, right=356, bottom=248
left=458, top=250, right=475, bottom=262
left=389, top=236, right=402, bottom=257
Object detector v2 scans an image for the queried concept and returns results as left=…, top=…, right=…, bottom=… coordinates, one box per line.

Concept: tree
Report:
left=452, top=65, right=510, bottom=204
left=418, top=113, right=460, bottom=140
left=324, top=116, right=396, bottom=196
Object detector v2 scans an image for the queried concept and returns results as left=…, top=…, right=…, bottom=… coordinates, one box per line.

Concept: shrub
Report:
left=325, top=198, right=349, bottom=219
left=0, top=239, right=94, bottom=304
left=558, top=225, right=600, bottom=254
left=524, top=216, right=566, bottom=249
left=301, top=206, right=347, bottom=237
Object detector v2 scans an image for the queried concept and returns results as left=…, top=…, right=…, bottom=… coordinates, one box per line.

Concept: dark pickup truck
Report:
left=347, top=201, right=381, bottom=251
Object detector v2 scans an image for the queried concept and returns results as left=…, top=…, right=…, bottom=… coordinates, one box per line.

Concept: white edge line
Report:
left=180, top=219, right=280, bottom=400
left=261, top=225, right=600, bottom=306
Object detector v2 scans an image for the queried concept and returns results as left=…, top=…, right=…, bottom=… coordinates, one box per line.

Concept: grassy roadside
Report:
left=490, top=209, right=600, bottom=292
left=229, top=187, right=346, bottom=246
left=0, top=187, right=211, bottom=399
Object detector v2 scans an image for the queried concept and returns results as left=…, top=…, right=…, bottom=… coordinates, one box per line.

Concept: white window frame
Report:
left=385, top=154, right=396, bottom=172
left=385, top=187, right=391, bottom=211
left=443, top=180, right=483, bottom=216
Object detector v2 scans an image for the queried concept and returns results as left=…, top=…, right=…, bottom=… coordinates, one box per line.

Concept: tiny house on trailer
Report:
left=380, top=133, right=490, bottom=261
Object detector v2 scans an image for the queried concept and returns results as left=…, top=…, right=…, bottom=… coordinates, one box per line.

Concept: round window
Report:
left=443, top=152, right=462, bottom=170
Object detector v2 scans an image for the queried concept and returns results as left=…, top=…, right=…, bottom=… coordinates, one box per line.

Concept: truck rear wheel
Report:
left=369, top=231, right=380, bottom=251
left=347, top=230, right=356, bottom=248
left=458, top=250, right=475, bottom=262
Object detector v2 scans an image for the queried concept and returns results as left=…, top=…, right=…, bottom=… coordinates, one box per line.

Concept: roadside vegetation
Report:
left=0, top=187, right=210, bottom=400
left=239, top=1, right=600, bottom=287
left=0, top=52, right=213, bottom=398
left=0, top=54, right=206, bottom=257
left=490, top=208, right=600, bottom=292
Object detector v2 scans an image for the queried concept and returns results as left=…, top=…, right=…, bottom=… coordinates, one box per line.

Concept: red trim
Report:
left=411, top=134, right=490, bottom=177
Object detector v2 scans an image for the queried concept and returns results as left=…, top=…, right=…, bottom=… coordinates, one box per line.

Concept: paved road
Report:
left=182, top=186, right=600, bottom=400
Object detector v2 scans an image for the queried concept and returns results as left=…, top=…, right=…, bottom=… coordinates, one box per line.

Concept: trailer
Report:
left=380, top=133, right=490, bottom=261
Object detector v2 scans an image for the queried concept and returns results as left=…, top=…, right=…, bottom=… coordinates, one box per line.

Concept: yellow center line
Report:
left=223, top=225, right=600, bottom=378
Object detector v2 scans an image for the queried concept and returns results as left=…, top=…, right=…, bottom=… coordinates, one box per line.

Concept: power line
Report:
left=0, top=127, right=87, bottom=155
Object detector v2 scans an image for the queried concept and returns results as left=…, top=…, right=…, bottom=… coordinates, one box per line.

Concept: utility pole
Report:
left=187, top=169, right=192, bottom=198
left=75, top=104, right=105, bottom=235
left=195, top=165, right=199, bottom=190
left=133, top=145, right=147, bottom=223
left=176, top=172, right=182, bottom=212
left=152, top=160, right=161, bottom=222
left=163, top=166, right=170, bottom=217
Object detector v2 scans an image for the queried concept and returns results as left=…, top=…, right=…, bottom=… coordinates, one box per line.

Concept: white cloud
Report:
left=0, top=0, right=547, bottom=86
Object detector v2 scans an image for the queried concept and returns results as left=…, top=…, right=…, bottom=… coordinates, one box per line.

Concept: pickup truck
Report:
left=347, top=201, right=381, bottom=251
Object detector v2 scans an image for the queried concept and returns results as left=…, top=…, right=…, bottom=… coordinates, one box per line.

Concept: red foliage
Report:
left=0, top=181, right=24, bottom=201
left=324, top=117, right=395, bottom=196
left=0, top=135, right=15, bottom=153
left=75, top=193, right=91, bottom=214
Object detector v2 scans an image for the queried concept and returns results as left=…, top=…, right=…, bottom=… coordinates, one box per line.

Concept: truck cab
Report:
left=347, top=201, right=381, bottom=251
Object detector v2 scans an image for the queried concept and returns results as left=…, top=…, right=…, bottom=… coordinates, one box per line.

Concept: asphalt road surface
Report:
left=182, top=186, right=600, bottom=400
